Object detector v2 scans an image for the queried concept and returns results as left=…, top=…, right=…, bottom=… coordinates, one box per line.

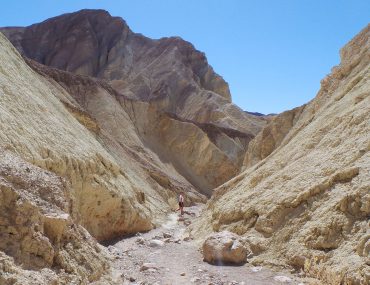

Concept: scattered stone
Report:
left=203, top=231, right=248, bottom=265
left=273, top=275, right=292, bottom=283
left=180, top=272, right=186, bottom=276
left=140, top=263, right=158, bottom=272
left=107, top=245, right=115, bottom=252
left=136, top=237, right=145, bottom=245
left=148, top=239, right=164, bottom=247
left=191, top=277, right=200, bottom=283
left=129, top=276, right=136, bottom=282
left=251, top=266, right=263, bottom=272
left=163, top=238, right=171, bottom=243
left=163, top=232, right=172, bottom=238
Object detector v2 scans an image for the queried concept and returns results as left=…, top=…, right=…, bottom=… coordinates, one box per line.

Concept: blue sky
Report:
left=1, top=1, right=369, bottom=114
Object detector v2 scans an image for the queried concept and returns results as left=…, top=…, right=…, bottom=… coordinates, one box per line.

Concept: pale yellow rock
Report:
left=192, top=24, right=370, bottom=285
left=1, top=10, right=268, bottom=196
left=202, top=231, right=248, bottom=264
left=0, top=150, right=110, bottom=284
left=0, top=32, right=166, bottom=242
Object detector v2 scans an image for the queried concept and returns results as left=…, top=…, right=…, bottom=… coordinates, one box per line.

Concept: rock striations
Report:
left=191, top=24, right=370, bottom=284
left=0, top=8, right=369, bottom=285
left=1, top=9, right=267, bottom=195
left=0, top=9, right=266, bottom=283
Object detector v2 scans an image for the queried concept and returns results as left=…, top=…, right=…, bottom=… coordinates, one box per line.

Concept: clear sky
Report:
left=1, top=1, right=369, bottom=114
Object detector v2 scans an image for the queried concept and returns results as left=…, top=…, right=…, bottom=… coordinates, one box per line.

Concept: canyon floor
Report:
left=104, top=205, right=310, bottom=285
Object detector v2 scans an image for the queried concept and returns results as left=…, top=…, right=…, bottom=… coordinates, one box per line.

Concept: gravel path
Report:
left=107, top=205, right=306, bottom=285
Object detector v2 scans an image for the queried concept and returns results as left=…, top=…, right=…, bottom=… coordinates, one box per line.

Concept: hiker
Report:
left=178, top=192, right=185, bottom=216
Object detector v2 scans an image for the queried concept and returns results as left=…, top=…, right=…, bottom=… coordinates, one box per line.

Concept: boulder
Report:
left=202, top=231, right=248, bottom=265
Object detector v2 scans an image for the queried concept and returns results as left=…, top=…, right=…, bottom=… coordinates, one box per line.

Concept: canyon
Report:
left=0, top=9, right=369, bottom=285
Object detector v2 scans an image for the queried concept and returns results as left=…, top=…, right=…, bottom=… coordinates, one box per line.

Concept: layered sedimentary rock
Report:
left=1, top=10, right=267, bottom=195
left=0, top=150, right=111, bottom=284
left=192, top=25, right=370, bottom=284
left=0, top=10, right=266, bottom=283
left=0, top=33, right=164, bottom=242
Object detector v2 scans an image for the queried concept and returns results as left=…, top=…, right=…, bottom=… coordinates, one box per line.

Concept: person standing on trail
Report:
left=178, top=192, right=185, bottom=216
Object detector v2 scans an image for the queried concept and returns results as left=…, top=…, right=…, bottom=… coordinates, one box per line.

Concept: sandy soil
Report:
left=107, top=205, right=307, bottom=285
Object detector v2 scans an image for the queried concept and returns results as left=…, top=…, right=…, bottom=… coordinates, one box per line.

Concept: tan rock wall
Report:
left=0, top=150, right=110, bottom=284
left=192, top=24, right=370, bottom=285
left=0, top=33, right=154, bottom=242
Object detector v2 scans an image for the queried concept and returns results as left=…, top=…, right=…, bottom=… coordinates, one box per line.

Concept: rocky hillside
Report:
left=1, top=9, right=267, bottom=196
left=191, top=24, right=370, bottom=284
left=0, top=9, right=266, bottom=283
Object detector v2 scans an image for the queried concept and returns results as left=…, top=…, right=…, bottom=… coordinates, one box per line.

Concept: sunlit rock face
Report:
left=192, top=24, right=370, bottom=284
left=0, top=32, right=162, bottom=242
left=1, top=9, right=267, bottom=195
left=0, top=9, right=267, bottom=283
left=0, top=149, right=111, bottom=284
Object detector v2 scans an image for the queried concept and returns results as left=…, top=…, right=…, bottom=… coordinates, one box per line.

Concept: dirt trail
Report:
left=107, top=205, right=306, bottom=285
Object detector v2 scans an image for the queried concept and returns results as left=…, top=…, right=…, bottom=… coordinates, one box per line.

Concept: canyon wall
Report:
left=192, top=24, right=370, bottom=285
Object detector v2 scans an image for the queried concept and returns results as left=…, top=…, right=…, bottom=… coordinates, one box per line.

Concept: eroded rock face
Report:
left=1, top=9, right=267, bottom=195
left=243, top=106, right=304, bottom=169
left=202, top=231, right=248, bottom=265
left=192, top=24, right=370, bottom=284
left=0, top=150, right=110, bottom=284
left=0, top=11, right=265, bottom=284
left=0, top=32, right=158, bottom=242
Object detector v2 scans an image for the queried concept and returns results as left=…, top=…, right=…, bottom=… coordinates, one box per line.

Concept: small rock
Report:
left=273, top=275, right=292, bottom=283
left=251, top=266, right=263, bottom=272
left=163, top=238, right=171, bottom=243
left=191, top=277, right=200, bottom=283
left=148, top=239, right=164, bottom=247
left=163, top=232, right=172, bottom=238
left=129, top=276, right=136, bottom=282
left=183, top=236, right=191, bottom=241
left=136, top=237, right=145, bottom=245
left=180, top=272, right=186, bottom=276
left=107, top=245, right=115, bottom=252
left=197, top=269, right=203, bottom=272
left=140, top=263, right=158, bottom=271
